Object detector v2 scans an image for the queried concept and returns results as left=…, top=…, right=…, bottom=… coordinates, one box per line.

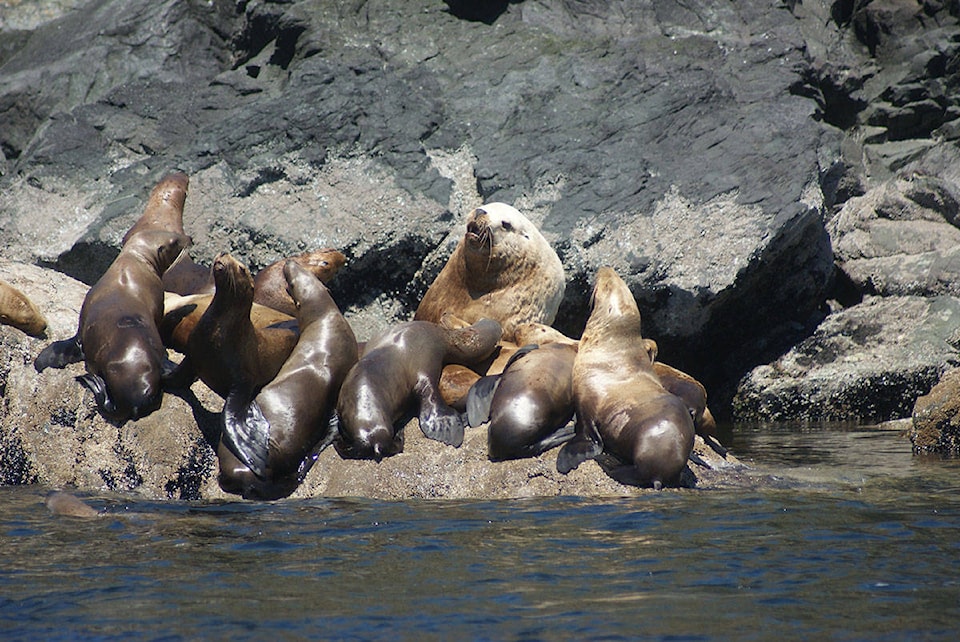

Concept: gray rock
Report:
left=733, top=295, right=960, bottom=422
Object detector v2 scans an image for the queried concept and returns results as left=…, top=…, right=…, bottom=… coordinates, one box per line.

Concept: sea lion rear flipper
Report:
left=501, top=343, right=538, bottom=370
left=75, top=373, right=117, bottom=416
left=532, top=421, right=577, bottom=455
left=465, top=374, right=502, bottom=427
left=221, top=391, right=271, bottom=478
left=34, top=336, right=83, bottom=372
left=416, top=378, right=465, bottom=447
left=556, top=416, right=603, bottom=474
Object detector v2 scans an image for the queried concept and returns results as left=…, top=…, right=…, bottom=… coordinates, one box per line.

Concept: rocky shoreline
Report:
left=3, top=0, right=960, bottom=498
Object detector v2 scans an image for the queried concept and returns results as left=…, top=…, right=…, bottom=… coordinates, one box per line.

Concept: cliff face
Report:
left=1, top=0, right=960, bottom=495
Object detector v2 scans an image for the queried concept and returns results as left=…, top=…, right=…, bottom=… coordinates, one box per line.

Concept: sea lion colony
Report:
left=10, top=172, right=724, bottom=499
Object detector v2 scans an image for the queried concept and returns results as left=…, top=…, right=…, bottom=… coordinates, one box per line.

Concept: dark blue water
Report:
left=2, top=424, right=960, bottom=640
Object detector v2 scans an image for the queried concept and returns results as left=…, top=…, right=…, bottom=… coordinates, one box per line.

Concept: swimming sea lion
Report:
left=335, top=318, right=503, bottom=461
left=34, top=230, right=190, bottom=423
left=0, top=279, right=47, bottom=337
left=46, top=491, right=100, bottom=518
left=218, top=260, right=359, bottom=500
left=163, top=253, right=299, bottom=398
left=556, top=267, right=695, bottom=489
left=415, top=203, right=565, bottom=342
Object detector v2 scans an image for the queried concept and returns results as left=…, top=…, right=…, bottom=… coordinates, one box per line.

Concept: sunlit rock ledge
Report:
left=0, top=260, right=743, bottom=501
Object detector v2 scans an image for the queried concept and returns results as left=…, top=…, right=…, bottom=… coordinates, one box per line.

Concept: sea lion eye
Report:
left=501, top=221, right=513, bottom=231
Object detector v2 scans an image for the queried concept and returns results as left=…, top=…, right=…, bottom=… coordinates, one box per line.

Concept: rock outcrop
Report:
left=3, top=0, right=960, bottom=492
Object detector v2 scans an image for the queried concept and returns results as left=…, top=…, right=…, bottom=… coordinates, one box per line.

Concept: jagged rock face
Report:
left=0, top=0, right=841, bottom=418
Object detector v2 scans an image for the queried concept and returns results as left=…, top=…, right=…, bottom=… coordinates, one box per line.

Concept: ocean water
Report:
left=2, top=423, right=959, bottom=640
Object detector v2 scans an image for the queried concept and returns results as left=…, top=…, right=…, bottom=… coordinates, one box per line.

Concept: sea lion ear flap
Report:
left=221, top=391, right=271, bottom=478
left=75, top=373, right=116, bottom=416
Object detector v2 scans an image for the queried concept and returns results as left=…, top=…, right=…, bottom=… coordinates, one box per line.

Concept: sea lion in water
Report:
left=163, top=253, right=299, bottom=399
left=218, top=260, right=359, bottom=500
left=46, top=491, right=99, bottom=518
left=335, top=318, right=503, bottom=461
left=0, top=279, right=47, bottom=337
left=415, top=203, right=565, bottom=342
left=34, top=230, right=190, bottom=422
left=557, top=267, right=695, bottom=489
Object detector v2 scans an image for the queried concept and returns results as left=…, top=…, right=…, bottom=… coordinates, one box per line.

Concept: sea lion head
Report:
left=513, top=322, right=578, bottom=347
left=77, top=335, right=164, bottom=423
left=212, top=253, right=255, bottom=302
left=582, top=267, right=643, bottom=343
left=462, top=203, right=546, bottom=283
left=293, top=248, right=346, bottom=283
left=282, top=258, right=330, bottom=321
left=0, top=281, right=48, bottom=337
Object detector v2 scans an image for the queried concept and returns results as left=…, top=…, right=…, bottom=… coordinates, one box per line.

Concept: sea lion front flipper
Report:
left=465, top=374, right=502, bottom=427
left=75, top=373, right=118, bottom=417
left=532, top=422, right=577, bottom=455
left=161, top=356, right=197, bottom=390
left=556, top=415, right=603, bottom=474
left=34, top=336, right=83, bottom=372
left=221, top=391, right=271, bottom=478
left=415, top=378, right=465, bottom=447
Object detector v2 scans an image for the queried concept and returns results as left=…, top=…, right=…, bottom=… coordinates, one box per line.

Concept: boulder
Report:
left=911, top=367, right=960, bottom=455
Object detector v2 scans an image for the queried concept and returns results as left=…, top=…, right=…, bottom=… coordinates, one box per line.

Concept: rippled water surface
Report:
left=3, top=424, right=960, bottom=640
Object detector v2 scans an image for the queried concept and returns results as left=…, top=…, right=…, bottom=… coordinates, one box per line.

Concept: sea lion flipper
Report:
left=500, top=343, right=538, bottom=370
left=465, top=374, right=501, bottom=427
left=556, top=416, right=603, bottom=474
left=161, top=356, right=197, bottom=390
left=33, top=336, right=83, bottom=372
left=533, top=422, right=577, bottom=455
left=416, top=378, right=465, bottom=447
left=221, top=391, right=271, bottom=478
left=76, top=373, right=118, bottom=416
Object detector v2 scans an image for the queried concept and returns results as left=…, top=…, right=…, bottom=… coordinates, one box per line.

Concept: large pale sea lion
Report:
left=415, top=203, right=565, bottom=342
left=162, top=253, right=299, bottom=398
left=218, top=260, right=359, bottom=500
left=0, top=279, right=47, bottom=337
left=335, top=318, right=503, bottom=461
left=556, top=267, right=695, bottom=489
left=34, top=230, right=190, bottom=423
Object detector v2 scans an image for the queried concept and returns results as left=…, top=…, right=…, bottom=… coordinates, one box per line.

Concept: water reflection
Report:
left=2, top=424, right=960, bottom=639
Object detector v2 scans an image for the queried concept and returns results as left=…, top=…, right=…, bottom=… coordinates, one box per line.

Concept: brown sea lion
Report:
left=217, top=260, right=359, bottom=500
left=415, top=203, right=565, bottom=342
left=556, top=267, right=695, bottom=489
left=0, top=279, right=47, bottom=337
left=160, top=292, right=296, bottom=354
left=45, top=491, right=99, bottom=518
left=34, top=230, right=190, bottom=423
left=162, top=253, right=299, bottom=399
left=252, top=248, right=346, bottom=316
left=335, top=318, right=503, bottom=460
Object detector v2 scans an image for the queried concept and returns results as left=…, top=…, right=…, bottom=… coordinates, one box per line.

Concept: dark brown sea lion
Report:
left=467, top=341, right=577, bottom=461
left=0, top=278, right=47, bottom=337
left=415, top=203, right=565, bottom=342
left=163, top=253, right=299, bottom=399
left=217, top=260, right=359, bottom=500
left=556, top=267, right=695, bottom=489
left=34, top=230, right=190, bottom=423
left=121, top=170, right=211, bottom=296
left=335, top=318, right=503, bottom=460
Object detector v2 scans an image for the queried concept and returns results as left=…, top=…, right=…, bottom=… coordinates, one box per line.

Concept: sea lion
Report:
left=0, top=279, right=47, bottom=337
left=163, top=253, right=299, bottom=399
left=467, top=340, right=577, bottom=461
left=161, top=292, right=296, bottom=354
left=46, top=491, right=99, bottom=518
left=34, top=230, right=190, bottom=423
left=252, top=248, right=346, bottom=316
left=217, top=260, right=359, bottom=500
left=556, top=267, right=695, bottom=489
left=415, top=203, right=565, bottom=341
left=120, top=170, right=211, bottom=296
left=335, top=318, right=503, bottom=460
